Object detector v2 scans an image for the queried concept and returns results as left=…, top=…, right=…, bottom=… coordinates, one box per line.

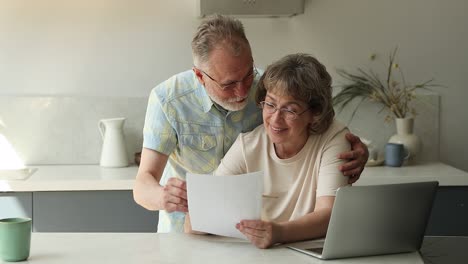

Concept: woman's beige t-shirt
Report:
left=215, top=119, right=350, bottom=222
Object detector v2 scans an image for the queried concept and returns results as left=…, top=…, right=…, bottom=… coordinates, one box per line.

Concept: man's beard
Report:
left=206, top=90, right=249, bottom=112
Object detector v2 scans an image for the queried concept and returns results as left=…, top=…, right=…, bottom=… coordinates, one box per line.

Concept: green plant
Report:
left=333, top=47, right=439, bottom=122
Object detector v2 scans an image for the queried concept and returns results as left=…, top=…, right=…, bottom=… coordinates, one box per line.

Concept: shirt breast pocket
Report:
left=180, top=134, right=217, bottom=151
left=179, top=134, right=218, bottom=172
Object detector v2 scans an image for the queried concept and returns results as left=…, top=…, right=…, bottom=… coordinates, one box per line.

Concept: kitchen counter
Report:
left=4, top=233, right=423, bottom=264
left=1, top=162, right=468, bottom=192
left=0, top=165, right=138, bottom=192
left=0, top=165, right=158, bottom=232
left=358, top=162, right=468, bottom=186
left=1, top=162, right=467, bottom=234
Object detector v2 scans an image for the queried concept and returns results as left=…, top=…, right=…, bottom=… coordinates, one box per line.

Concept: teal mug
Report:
left=0, top=218, right=32, bottom=262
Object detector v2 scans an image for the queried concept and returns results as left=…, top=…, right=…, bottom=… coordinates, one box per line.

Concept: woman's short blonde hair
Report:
left=255, top=53, right=335, bottom=134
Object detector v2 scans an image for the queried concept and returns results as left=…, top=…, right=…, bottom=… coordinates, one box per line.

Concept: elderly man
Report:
left=133, top=14, right=368, bottom=232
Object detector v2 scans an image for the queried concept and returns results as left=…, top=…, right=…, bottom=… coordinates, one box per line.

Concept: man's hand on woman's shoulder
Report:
left=338, top=132, right=369, bottom=184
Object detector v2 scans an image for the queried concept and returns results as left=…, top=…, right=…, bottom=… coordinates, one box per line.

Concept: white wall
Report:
left=290, top=0, right=468, bottom=172
left=0, top=0, right=197, bottom=96
left=1, top=0, right=467, bottom=171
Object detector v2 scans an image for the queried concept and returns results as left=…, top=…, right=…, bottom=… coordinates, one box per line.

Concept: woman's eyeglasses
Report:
left=259, top=101, right=310, bottom=120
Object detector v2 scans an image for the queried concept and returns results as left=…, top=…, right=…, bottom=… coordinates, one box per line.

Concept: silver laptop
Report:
left=287, top=181, right=438, bottom=259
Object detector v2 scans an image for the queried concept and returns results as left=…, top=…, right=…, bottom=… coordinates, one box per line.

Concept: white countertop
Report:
left=358, top=162, right=468, bottom=186
left=1, top=162, right=468, bottom=192
left=6, top=233, right=423, bottom=264
left=0, top=165, right=138, bottom=192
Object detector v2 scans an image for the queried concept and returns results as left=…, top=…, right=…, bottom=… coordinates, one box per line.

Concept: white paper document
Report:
left=186, top=171, right=263, bottom=239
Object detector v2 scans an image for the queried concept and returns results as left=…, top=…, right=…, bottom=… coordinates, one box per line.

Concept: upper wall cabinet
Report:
left=197, top=0, right=305, bottom=17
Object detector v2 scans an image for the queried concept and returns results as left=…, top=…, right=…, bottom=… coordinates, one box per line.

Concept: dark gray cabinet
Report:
left=426, top=187, right=468, bottom=236
left=3, top=186, right=465, bottom=235
left=1, top=191, right=157, bottom=232
left=33, top=191, right=158, bottom=232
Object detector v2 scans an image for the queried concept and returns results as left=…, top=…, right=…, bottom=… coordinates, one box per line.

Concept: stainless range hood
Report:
left=197, top=0, right=305, bottom=17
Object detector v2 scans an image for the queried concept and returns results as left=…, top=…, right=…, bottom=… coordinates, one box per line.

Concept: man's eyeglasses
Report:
left=259, top=101, right=310, bottom=121
left=197, top=66, right=258, bottom=91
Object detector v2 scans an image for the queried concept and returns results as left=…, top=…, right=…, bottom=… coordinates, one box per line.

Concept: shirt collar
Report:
left=192, top=73, right=214, bottom=113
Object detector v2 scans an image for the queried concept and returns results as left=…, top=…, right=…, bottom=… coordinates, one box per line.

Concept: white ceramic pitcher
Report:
left=98, top=117, right=129, bottom=167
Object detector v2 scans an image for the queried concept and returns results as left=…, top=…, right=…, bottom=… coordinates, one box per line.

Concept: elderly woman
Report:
left=186, top=53, right=350, bottom=248
left=219, top=53, right=350, bottom=248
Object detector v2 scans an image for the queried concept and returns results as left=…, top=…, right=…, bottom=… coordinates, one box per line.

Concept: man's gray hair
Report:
left=192, top=14, right=250, bottom=67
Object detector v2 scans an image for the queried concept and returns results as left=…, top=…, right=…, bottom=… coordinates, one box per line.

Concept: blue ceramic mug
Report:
left=385, top=143, right=410, bottom=167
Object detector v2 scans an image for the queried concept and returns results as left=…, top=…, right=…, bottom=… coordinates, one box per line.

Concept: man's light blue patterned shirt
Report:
left=143, top=69, right=263, bottom=232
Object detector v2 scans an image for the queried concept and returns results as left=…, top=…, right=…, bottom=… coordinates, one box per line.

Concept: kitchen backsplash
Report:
left=0, top=96, right=147, bottom=165
left=0, top=94, right=439, bottom=165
